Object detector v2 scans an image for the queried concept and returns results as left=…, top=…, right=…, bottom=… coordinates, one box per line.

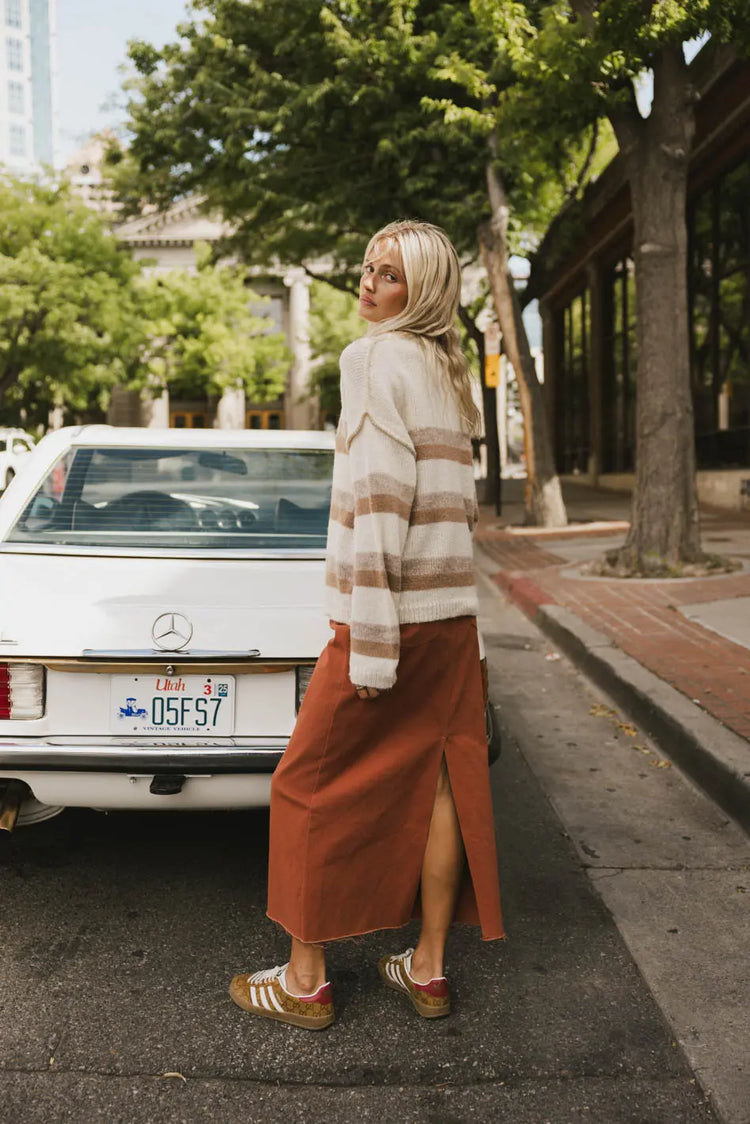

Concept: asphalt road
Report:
left=0, top=584, right=734, bottom=1123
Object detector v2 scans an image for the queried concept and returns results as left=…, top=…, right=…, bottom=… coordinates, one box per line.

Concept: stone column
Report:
left=283, top=268, right=317, bottom=429
left=140, top=386, right=170, bottom=428
left=215, top=385, right=246, bottom=429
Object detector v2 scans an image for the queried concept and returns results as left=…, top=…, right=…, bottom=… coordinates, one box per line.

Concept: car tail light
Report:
left=295, top=664, right=316, bottom=713
left=0, top=663, right=45, bottom=720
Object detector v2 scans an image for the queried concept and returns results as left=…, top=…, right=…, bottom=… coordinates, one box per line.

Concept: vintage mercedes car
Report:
left=0, top=425, right=498, bottom=831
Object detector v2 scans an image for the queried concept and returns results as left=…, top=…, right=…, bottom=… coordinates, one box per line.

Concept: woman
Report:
left=230, top=219, right=504, bottom=1030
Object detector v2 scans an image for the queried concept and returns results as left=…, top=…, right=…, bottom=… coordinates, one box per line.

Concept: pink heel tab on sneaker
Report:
left=412, top=977, right=449, bottom=999
left=298, top=981, right=333, bottom=1005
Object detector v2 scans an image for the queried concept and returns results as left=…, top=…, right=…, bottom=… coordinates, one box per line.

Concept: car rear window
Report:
left=6, top=446, right=334, bottom=551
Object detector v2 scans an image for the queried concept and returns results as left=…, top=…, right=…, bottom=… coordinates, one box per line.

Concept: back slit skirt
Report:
left=267, top=616, right=504, bottom=944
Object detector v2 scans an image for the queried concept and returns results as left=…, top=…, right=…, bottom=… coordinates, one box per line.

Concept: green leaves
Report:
left=133, top=252, right=290, bottom=403
left=308, top=280, right=365, bottom=418
left=119, top=0, right=612, bottom=278
left=0, top=177, right=143, bottom=425
left=0, top=176, right=290, bottom=427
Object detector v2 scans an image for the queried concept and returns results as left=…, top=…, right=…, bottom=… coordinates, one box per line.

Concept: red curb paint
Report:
left=492, top=571, right=555, bottom=619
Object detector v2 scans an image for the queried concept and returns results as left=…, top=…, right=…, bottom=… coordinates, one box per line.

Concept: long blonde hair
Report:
left=364, top=219, right=481, bottom=435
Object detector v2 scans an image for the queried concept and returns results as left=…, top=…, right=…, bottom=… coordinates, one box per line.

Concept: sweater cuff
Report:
left=349, top=652, right=398, bottom=691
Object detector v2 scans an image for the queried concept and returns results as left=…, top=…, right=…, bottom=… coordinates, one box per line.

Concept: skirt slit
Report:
left=266, top=616, right=504, bottom=944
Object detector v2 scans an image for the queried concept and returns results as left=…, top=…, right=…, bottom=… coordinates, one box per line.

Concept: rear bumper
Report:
left=1, top=769, right=275, bottom=812
left=0, top=739, right=286, bottom=774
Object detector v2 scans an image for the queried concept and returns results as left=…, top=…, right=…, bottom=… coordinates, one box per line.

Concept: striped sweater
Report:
left=325, top=331, right=480, bottom=689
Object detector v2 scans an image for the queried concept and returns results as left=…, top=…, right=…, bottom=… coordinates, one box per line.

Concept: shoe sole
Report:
left=377, top=961, right=451, bottom=1019
left=229, top=978, right=334, bottom=1030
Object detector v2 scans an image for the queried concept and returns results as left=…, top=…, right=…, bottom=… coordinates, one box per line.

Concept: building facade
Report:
left=112, top=197, right=318, bottom=431
left=529, top=51, right=750, bottom=510
left=0, top=0, right=55, bottom=171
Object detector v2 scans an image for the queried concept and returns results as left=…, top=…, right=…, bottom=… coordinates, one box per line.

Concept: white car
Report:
left=0, top=428, right=35, bottom=491
left=0, top=425, right=499, bottom=831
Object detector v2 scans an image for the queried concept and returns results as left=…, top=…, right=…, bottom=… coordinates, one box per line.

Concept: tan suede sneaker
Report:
left=378, top=948, right=451, bottom=1018
left=229, top=964, right=334, bottom=1030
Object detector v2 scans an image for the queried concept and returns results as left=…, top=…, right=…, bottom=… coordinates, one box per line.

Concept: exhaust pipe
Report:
left=0, top=780, right=29, bottom=833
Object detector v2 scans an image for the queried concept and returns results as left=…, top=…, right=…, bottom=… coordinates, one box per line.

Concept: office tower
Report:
left=1, top=0, right=56, bottom=171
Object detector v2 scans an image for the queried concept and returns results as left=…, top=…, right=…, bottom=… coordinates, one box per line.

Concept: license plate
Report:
left=110, top=674, right=235, bottom=735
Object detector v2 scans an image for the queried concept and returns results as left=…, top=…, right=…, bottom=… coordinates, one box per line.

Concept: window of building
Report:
left=555, top=290, right=591, bottom=475
left=8, top=79, right=23, bottom=114
left=601, top=257, right=637, bottom=473
left=170, top=411, right=207, bottom=429
left=689, top=155, right=750, bottom=468
left=246, top=409, right=285, bottom=430
left=9, top=122, right=25, bottom=156
left=6, top=36, right=23, bottom=71
left=6, top=0, right=22, bottom=28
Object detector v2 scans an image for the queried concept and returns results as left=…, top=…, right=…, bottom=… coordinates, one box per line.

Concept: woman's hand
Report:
left=354, top=685, right=381, bottom=700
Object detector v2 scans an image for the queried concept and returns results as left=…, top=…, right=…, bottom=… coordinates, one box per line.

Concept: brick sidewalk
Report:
left=477, top=509, right=750, bottom=742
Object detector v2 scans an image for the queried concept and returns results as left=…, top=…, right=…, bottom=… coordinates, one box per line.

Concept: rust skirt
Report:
left=267, top=616, right=504, bottom=944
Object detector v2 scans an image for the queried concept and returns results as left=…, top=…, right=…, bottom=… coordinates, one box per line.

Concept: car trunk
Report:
left=0, top=552, right=330, bottom=738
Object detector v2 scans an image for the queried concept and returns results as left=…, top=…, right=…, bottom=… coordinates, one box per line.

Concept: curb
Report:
left=481, top=553, right=750, bottom=835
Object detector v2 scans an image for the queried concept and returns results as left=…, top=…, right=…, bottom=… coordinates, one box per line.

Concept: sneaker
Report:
left=229, top=964, right=334, bottom=1030
left=378, top=948, right=451, bottom=1018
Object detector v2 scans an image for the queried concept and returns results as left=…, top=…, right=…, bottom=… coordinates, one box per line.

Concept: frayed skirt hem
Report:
left=266, top=911, right=506, bottom=946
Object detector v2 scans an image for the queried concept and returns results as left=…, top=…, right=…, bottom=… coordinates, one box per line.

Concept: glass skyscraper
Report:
left=1, top=0, right=56, bottom=170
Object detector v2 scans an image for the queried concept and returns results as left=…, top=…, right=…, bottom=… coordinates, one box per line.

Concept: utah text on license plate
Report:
left=110, top=674, right=235, bottom=735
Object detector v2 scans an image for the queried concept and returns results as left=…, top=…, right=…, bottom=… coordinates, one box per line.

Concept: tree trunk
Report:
left=480, top=158, right=567, bottom=526
left=0, top=365, right=23, bottom=409
left=610, top=47, right=703, bottom=571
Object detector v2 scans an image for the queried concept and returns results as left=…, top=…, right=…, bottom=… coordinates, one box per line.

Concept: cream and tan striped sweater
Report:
left=325, top=331, right=480, bottom=689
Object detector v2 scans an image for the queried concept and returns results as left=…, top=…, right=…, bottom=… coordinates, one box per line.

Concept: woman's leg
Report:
left=410, top=759, right=464, bottom=982
left=286, top=937, right=327, bottom=995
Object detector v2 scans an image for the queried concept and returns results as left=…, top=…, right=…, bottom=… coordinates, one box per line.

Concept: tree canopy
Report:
left=0, top=178, right=289, bottom=429
left=121, top=0, right=614, bottom=523
left=0, top=177, right=143, bottom=427
left=134, top=244, right=290, bottom=404
left=120, top=0, right=600, bottom=275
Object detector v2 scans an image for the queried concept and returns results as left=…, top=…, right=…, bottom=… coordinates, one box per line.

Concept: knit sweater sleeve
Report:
left=340, top=336, right=417, bottom=690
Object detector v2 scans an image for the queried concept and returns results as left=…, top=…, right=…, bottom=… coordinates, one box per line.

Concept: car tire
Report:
left=486, top=701, right=502, bottom=766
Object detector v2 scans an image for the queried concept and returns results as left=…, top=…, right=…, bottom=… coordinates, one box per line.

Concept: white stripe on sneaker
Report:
left=250, top=986, right=258, bottom=1008
left=259, top=988, right=272, bottom=1011
left=268, top=986, right=285, bottom=1013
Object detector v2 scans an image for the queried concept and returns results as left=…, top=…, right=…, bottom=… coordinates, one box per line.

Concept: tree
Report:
left=0, top=176, right=144, bottom=424
left=133, top=244, right=290, bottom=404
left=498, top=1, right=750, bottom=570
left=119, top=0, right=605, bottom=524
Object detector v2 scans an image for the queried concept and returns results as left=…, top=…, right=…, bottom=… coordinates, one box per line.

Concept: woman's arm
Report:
left=341, top=338, right=417, bottom=691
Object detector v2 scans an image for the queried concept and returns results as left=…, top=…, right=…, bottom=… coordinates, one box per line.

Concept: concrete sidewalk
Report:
left=475, top=480, right=750, bottom=834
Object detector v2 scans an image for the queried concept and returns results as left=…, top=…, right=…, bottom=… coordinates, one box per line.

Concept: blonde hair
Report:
left=364, top=219, right=481, bottom=435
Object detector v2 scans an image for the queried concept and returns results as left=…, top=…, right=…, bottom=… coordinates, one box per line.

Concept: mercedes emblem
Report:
left=151, top=612, right=193, bottom=652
